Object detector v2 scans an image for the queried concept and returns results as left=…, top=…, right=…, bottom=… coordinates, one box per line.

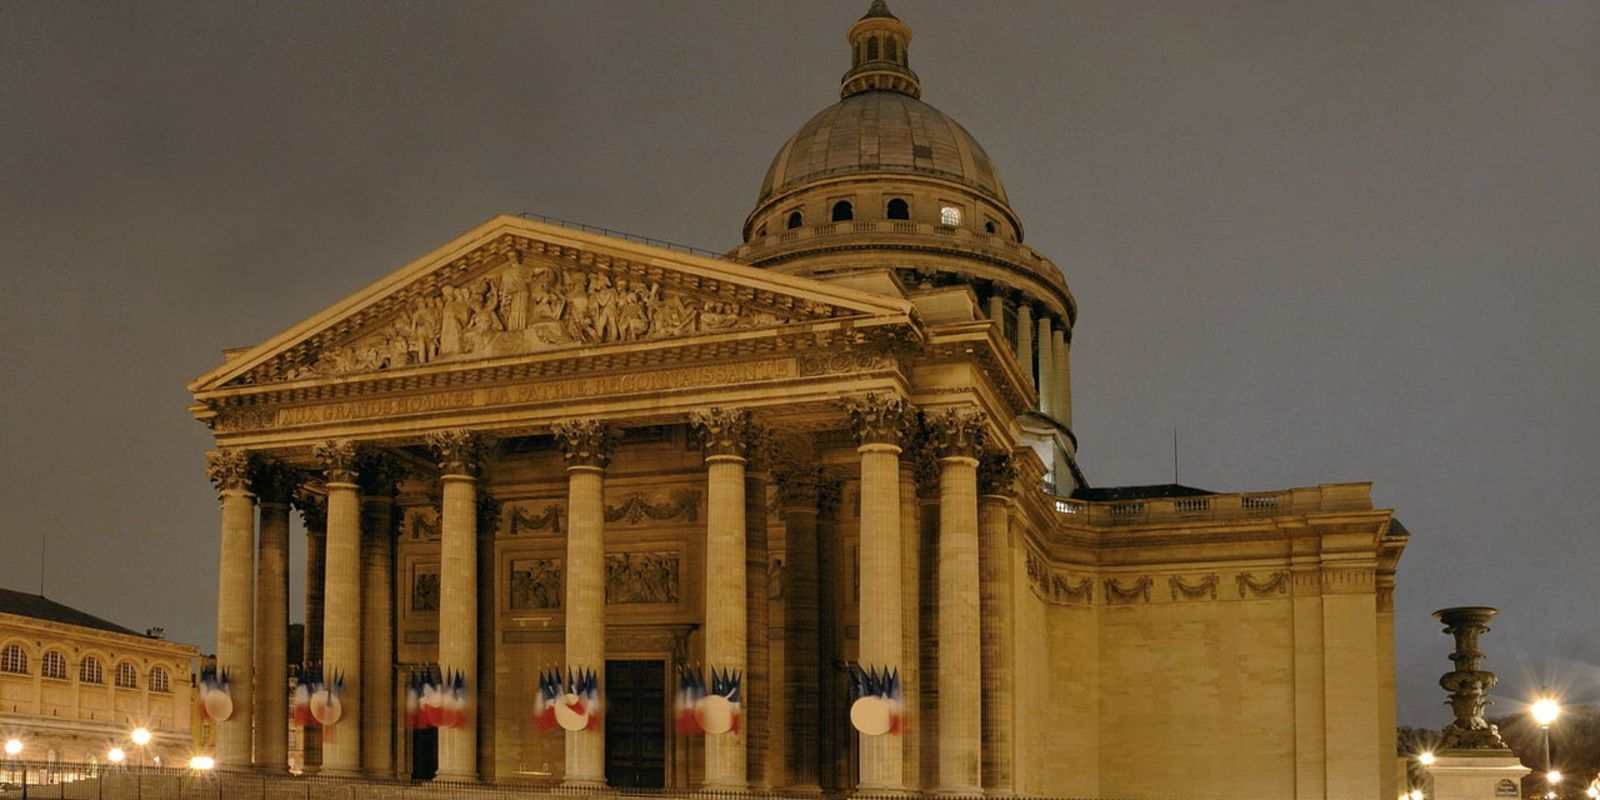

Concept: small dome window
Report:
left=886, top=198, right=910, bottom=220
left=831, top=200, right=854, bottom=222
left=940, top=205, right=963, bottom=226
left=786, top=210, right=804, bottom=229
left=984, top=220, right=998, bottom=234
left=886, top=38, right=898, bottom=62
left=41, top=650, right=68, bottom=680
left=756, top=224, right=767, bottom=237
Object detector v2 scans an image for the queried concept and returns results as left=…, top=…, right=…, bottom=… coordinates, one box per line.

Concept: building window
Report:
left=1, top=644, right=28, bottom=675
left=940, top=205, right=962, bottom=226
left=115, top=661, right=138, bottom=689
left=831, top=200, right=854, bottom=221
left=886, top=38, right=898, bottom=62
left=886, top=198, right=910, bottom=220
left=756, top=224, right=766, bottom=237
left=41, top=650, right=68, bottom=681
left=80, top=656, right=104, bottom=684
left=867, top=37, right=879, bottom=60
left=786, top=210, right=803, bottom=229
left=151, top=667, right=171, bottom=694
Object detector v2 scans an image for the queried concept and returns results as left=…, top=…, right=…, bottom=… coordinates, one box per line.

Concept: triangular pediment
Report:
left=191, top=215, right=913, bottom=394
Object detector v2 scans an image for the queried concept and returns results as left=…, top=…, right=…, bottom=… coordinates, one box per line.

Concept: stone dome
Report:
left=756, top=90, right=1011, bottom=210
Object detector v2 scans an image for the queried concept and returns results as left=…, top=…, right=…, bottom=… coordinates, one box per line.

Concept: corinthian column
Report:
left=773, top=454, right=821, bottom=793
left=1015, top=302, right=1034, bottom=389
left=552, top=419, right=617, bottom=787
left=927, top=410, right=987, bottom=793
left=844, top=394, right=910, bottom=791
left=427, top=430, right=483, bottom=782
left=206, top=449, right=257, bottom=771
left=294, top=490, right=326, bottom=772
left=978, top=451, right=1017, bottom=795
left=689, top=408, right=758, bottom=790
left=253, top=460, right=298, bottom=772
left=315, top=440, right=362, bottom=776
left=358, top=453, right=404, bottom=778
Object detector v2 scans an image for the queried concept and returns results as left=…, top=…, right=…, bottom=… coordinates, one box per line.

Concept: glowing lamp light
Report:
left=1583, top=784, right=1598, bottom=799
left=1532, top=697, right=1562, bottom=727
left=1410, top=790, right=1425, bottom=800
left=3, top=738, right=22, bottom=756
left=108, top=747, right=126, bottom=764
left=130, top=727, right=152, bottom=746
left=1548, top=771, right=1563, bottom=785
left=1418, top=751, right=1436, bottom=766
left=189, top=755, right=216, bottom=771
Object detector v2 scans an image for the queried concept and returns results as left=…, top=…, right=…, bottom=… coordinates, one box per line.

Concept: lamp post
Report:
left=1532, top=693, right=1561, bottom=800
left=3, top=738, right=21, bottom=789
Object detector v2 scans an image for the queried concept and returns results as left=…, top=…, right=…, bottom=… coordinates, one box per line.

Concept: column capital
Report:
left=206, top=448, right=255, bottom=495
left=477, top=493, right=502, bottom=538
left=552, top=418, right=618, bottom=470
left=314, top=439, right=360, bottom=484
left=844, top=393, right=914, bottom=449
left=251, top=458, right=303, bottom=505
left=426, top=429, right=484, bottom=478
left=816, top=476, right=844, bottom=519
left=294, top=488, right=327, bottom=532
left=977, top=449, right=1018, bottom=498
left=689, top=407, right=761, bottom=460
left=773, top=466, right=821, bottom=511
left=354, top=450, right=407, bottom=498
left=925, top=408, right=989, bottom=461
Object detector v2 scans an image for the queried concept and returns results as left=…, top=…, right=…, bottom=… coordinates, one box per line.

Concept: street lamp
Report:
left=1419, top=751, right=1436, bottom=766
left=1533, top=692, right=1562, bottom=798
left=2, top=739, right=20, bottom=757
left=188, top=755, right=214, bottom=771
left=107, top=747, right=126, bottom=764
left=1410, top=790, right=1425, bottom=800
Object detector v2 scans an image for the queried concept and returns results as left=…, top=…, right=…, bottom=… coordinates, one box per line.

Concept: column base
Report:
left=316, top=768, right=364, bottom=780
left=934, top=787, right=984, bottom=797
left=783, top=784, right=824, bottom=795
left=432, top=770, right=480, bottom=784
left=1425, top=750, right=1530, bottom=800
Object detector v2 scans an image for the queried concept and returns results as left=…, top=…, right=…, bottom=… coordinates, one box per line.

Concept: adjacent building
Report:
left=185, top=3, right=1407, bottom=797
left=0, top=587, right=199, bottom=768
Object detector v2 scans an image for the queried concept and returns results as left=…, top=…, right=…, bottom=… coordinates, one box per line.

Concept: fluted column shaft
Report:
left=1015, top=302, right=1034, bottom=388
left=437, top=472, right=478, bottom=779
left=1037, top=317, right=1055, bottom=416
left=297, top=495, right=327, bottom=773
left=209, top=450, right=257, bottom=772
left=899, top=463, right=921, bottom=790
left=986, top=293, right=1005, bottom=330
left=321, top=474, right=363, bottom=775
left=779, top=476, right=821, bottom=793
left=745, top=468, right=771, bottom=789
left=565, top=465, right=606, bottom=784
left=254, top=494, right=291, bottom=771
left=705, top=452, right=748, bottom=787
left=978, top=495, right=1014, bottom=794
left=937, top=455, right=982, bottom=792
left=858, top=442, right=904, bottom=790
left=360, top=494, right=395, bottom=777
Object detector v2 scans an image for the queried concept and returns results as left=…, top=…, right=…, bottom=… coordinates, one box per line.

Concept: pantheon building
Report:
left=189, top=3, right=1406, bottom=798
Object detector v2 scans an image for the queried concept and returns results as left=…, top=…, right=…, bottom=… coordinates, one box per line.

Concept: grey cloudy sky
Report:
left=1, top=1, right=1595, bottom=726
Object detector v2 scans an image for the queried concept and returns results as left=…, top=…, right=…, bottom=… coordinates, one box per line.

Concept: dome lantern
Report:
left=842, top=0, right=920, bottom=99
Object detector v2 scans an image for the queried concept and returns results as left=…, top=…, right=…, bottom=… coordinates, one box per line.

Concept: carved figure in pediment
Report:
left=617, top=279, right=655, bottom=341
left=590, top=274, right=621, bottom=343
left=654, top=293, right=698, bottom=337
left=700, top=300, right=740, bottom=331
left=440, top=286, right=472, bottom=356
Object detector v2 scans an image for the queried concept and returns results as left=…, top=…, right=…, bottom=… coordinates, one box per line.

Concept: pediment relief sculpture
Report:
left=240, top=248, right=825, bottom=386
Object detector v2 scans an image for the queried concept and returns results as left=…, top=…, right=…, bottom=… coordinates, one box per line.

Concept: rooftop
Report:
left=0, top=586, right=144, bottom=637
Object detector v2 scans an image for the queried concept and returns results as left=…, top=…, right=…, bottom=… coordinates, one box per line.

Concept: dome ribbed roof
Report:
left=756, top=90, right=1009, bottom=207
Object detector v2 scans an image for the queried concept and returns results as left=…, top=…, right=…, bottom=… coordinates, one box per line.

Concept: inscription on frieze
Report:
left=605, top=551, right=681, bottom=605
left=510, top=558, right=563, bottom=610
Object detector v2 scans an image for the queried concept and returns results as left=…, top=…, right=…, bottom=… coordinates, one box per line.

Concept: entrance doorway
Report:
left=410, top=726, right=437, bottom=781
left=604, top=659, right=666, bottom=788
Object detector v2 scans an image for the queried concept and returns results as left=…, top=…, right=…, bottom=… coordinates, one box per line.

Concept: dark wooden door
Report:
left=410, top=726, right=437, bottom=781
left=604, top=659, right=666, bottom=788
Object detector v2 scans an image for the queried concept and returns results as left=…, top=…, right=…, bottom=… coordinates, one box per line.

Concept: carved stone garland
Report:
left=1236, top=571, right=1290, bottom=599
left=1169, top=574, right=1220, bottom=601
left=1104, top=576, right=1153, bottom=605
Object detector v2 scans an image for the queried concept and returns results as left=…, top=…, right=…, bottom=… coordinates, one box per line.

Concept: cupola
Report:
left=841, top=0, right=921, bottom=99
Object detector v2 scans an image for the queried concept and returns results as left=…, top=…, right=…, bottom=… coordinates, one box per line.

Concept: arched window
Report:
left=114, top=661, right=138, bottom=689
left=886, top=38, right=898, bottom=62
left=854, top=42, right=862, bottom=66
left=1, top=644, right=28, bottom=675
left=80, top=656, right=104, bottom=684
left=150, top=667, right=171, bottom=694
left=41, top=650, right=67, bottom=680
left=985, top=220, right=998, bottom=234
left=831, top=200, right=854, bottom=222
left=867, top=37, right=879, bottom=60
left=756, top=224, right=766, bottom=237
left=886, top=198, right=910, bottom=220
left=786, top=210, right=803, bottom=229
left=940, top=205, right=963, bottom=226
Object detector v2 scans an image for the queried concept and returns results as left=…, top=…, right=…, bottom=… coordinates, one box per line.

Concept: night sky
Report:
left=1, top=2, right=1595, bottom=727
